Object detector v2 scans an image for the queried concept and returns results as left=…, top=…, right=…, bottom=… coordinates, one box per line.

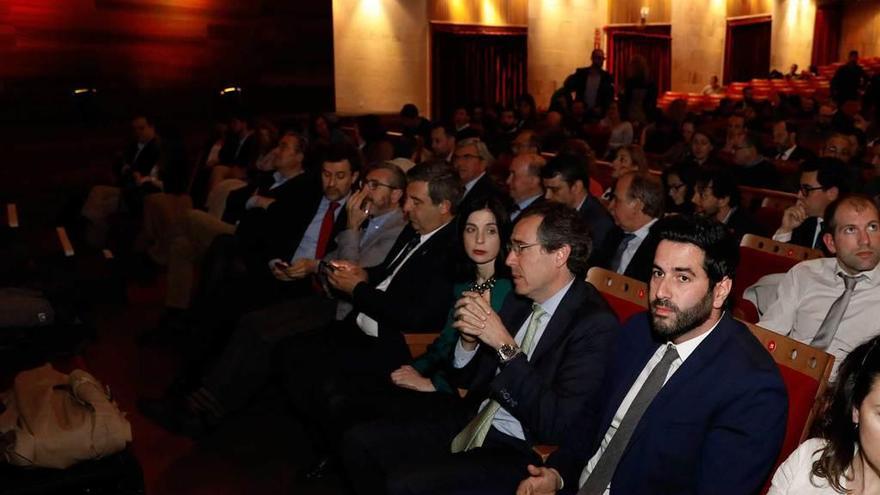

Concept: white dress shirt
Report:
left=768, top=438, right=852, bottom=494
left=776, top=145, right=797, bottom=161
left=511, top=194, right=542, bottom=220
left=245, top=171, right=295, bottom=210
left=759, top=258, right=880, bottom=378
left=453, top=278, right=576, bottom=441
left=616, top=218, right=657, bottom=275
left=355, top=221, right=449, bottom=337
left=772, top=218, right=823, bottom=248
left=578, top=315, right=723, bottom=492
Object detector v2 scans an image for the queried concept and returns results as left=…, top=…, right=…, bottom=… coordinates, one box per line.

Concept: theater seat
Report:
left=404, top=333, right=439, bottom=358
left=734, top=235, right=823, bottom=322
left=586, top=267, right=648, bottom=323
left=741, top=321, right=834, bottom=494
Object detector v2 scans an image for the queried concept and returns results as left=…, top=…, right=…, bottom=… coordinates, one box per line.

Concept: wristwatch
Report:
left=497, top=343, right=522, bottom=363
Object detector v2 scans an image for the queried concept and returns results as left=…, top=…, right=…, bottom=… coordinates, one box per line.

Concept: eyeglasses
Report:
left=799, top=184, right=825, bottom=195
left=668, top=183, right=686, bottom=191
left=454, top=153, right=482, bottom=162
left=507, top=241, right=541, bottom=255
left=364, top=179, right=394, bottom=190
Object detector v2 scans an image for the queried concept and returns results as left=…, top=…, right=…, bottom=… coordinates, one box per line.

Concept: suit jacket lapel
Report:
left=529, top=278, right=584, bottom=364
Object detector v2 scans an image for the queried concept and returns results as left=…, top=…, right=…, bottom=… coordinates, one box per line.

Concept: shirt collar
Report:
left=368, top=208, right=399, bottom=229
left=419, top=219, right=451, bottom=244
left=722, top=206, right=737, bottom=224
left=575, top=195, right=588, bottom=212
left=672, top=311, right=724, bottom=363
left=534, top=276, right=576, bottom=319
left=464, top=172, right=486, bottom=195
left=321, top=193, right=349, bottom=210
left=834, top=259, right=880, bottom=283
left=628, top=217, right=658, bottom=238
left=517, top=193, right=542, bottom=211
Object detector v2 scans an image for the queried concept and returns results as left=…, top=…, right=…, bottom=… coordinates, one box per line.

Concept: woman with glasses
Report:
left=662, top=163, right=696, bottom=215
left=768, top=336, right=880, bottom=494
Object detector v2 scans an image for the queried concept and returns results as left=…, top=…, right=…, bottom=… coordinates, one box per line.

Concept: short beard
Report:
left=650, top=289, right=715, bottom=342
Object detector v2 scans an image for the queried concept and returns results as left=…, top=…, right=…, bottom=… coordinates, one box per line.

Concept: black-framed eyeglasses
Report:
left=364, top=179, right=394, bottom=190
left=799, top=184, right=825, bottom=195
left=507, top=241, right=541, bottom=255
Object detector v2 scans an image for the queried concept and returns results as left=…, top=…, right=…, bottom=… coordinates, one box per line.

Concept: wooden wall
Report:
left=727, top=0, right=773, bottom=18
left=430, top=0, right=529, bottom=26
left=0, top=0, right=334, bottom=123
left=608, top=0, right=671, bottom=25
left=840, top=0, right=880, bottom=59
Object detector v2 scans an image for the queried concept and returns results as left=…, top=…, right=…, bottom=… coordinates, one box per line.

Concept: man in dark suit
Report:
left=692, top=168, right=758, bottom=241
left=541, top=153, right=615, bottom=251
left=563, top=49, right=615, bottom=120
left=506, top=153, right=546, bottom=220
left=772, top=158, right=848, bottom=254
left=596, top=172, right=664, bottom=283
left=732, top=134, right=782, bottom=190
left=342, top=202, right=619, bottom=495
left=770, top=119, right=815, bottom=163
left=517, top=215, right=787, bottom=495
left=454, top=137, right=503, bottom=206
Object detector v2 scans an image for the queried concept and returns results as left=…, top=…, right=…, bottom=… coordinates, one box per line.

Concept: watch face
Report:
left=499, top=344, right=519, bottom=361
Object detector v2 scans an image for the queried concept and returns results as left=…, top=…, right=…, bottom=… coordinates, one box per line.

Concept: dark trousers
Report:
left=201, top=294, right=338, bottom=413
left=342, top=415, right=540, bottom=495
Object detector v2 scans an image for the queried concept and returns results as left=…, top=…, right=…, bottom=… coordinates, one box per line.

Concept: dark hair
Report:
left=773, top=118, right=798, bottom=135
left=131, top=114, right=156, bottom=127
left=625, top=172, right=665, bottom=219
left=540, top=153, right=590, bottom=188
left=801, top=158, right=849, bottom=194
left=406, top=160, right=464, bottom=214
left=430, top=121, right=456, bottom=138
left=655, top=214, right=739, bottom=290
left=455, top=195, right=512, bottom=281
left=400, top=103, right=419, bottom=119
left=813, top=335, right=880, bottom=493
left=824, top=194, right=880, bottom=233
left=695, top=168, right=741, bottom=208
left=518, top=202, right=592, bottom=277
left=323, top=142, right=362, bottom=173
left=662, top=163, right=697, bottom=210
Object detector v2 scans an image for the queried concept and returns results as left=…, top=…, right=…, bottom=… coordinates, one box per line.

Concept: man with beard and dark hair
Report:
left=517, top=214, right=787, bottom=495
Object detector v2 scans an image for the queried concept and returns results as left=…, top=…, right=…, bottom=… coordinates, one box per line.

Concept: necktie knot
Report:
left=329, top=201, right=340, bottom=212
left=530, top=303, right=547, bottom=320
left=841, top=273, right=866, bottom=291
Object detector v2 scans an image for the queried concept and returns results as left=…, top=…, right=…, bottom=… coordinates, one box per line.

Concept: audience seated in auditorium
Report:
left=760, top=194, right=880, bottom=378
left=540, top=153, right=615, bottom=251
left=771, top=119, right=815, bottom=162
left=685, top=128, right=716, bottom=169
left=429, top=121, right=456, bottom=163
left=138, top=161, right=408, bottom=437
left=772, top=158, right=848, bottom=253
left=692, top=168, right=757, bottom=241
left=506, top=153, right=546, bottom=220
left=658, top=118, right=696, bottom=167
left=662, top=163, right=697, bottom=216
left=595, top=172, right=664, bottom=283
left=599, top=102, right=633, bottom=158
left=517, top=215, right=786, bottom=495
left=303, top=196, right=514, bottom=481
left=721, top=113, right=747, bottom=155
left=343, top=202, right=619, bottom=495
left=732, top=134, right=782, bottom=190
left=701, top=75, right=723, bottom=96
left=453, top=137, right=502, bottom=206
left=517, top=94, right=539, bottom=131
left=562, top=48, right=614, bottom=120
left=768, top=335, right=880, bottom=494
left=80, top=114, right=162, bottom=248
left=206, top=111, right=259, bottom=193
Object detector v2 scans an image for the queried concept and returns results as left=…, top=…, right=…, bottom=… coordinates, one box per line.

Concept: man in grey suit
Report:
left=138, top=162, right=409, bottom=436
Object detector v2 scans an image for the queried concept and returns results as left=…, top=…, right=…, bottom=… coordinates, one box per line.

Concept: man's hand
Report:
left=516, top=465, right=561, bottom=495
left=283, top=258, right=317, bottom=280
left=452, top=291, right=514, bottom=351
left=249, top=194, right=276, bottom=210
left=327, top=262, right=368, bottom=294
left=346, top=187, right=371, bottom=230
left=390, top=365, right=436, bottom=392
left=780, top=201, right=807, bottom=233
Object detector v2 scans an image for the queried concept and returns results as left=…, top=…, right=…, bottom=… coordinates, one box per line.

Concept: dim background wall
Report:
left=840, top=0, right=880, bottom=59
left=770, top=0, right=816, bottom=74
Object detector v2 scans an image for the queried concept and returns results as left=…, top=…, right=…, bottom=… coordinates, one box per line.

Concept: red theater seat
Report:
left=742, top=321, right=834, bottom=495
left=586, top=267, right=648, bottom=323
left=734, top=235, right=824, bottom=322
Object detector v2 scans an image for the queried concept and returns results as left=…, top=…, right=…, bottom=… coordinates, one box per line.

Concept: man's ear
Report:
left=555, top=244, right=572, bottom=269
left=823, top=232, right=837, bottom=255
left=713, top=276, right=733, bottom=310
left=390, top=188, right=404, bottom=205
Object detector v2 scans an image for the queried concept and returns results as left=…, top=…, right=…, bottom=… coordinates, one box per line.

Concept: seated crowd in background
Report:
left=67, top=48, right=880, bottom=494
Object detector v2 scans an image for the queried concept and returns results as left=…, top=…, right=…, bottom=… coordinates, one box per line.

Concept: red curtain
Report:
left=724, top=17, right=772, bottom=84
left=604, top=26, right=672, bottom=95
left=811, top=5, right=842, bottom=67
left=431, top=25, right=527, bottom=119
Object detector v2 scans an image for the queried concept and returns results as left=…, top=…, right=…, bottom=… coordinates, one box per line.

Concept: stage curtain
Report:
left=431, top=26, right=527, bottom=119
left=724, top=17, right=772, bottom=84
left=604, top=26, right=672, bottom=95
left=811, top=5, right=842, bottom=67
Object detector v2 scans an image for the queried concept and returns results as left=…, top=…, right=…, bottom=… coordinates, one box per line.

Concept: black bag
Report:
left=0, top=448, right=145, bottom=495
left=0, top=288, right=54, bottom=328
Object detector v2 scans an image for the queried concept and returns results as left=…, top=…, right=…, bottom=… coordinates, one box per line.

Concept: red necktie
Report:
left=314, top=201, right=340, bottom=259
